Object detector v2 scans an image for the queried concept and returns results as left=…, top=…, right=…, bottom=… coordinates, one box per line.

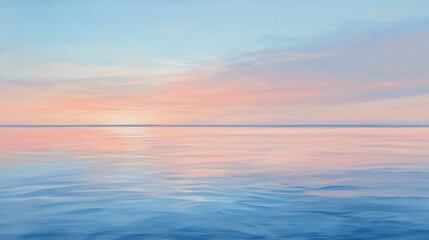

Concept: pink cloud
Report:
left=1, top=21, right=429, bottom=124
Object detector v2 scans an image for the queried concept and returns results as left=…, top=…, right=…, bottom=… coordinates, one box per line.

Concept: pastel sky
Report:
left=1, top=0, right=429, bottom=124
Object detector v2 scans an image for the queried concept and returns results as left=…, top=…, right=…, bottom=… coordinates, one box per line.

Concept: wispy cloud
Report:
left=1, top=20, right=429, bottom=124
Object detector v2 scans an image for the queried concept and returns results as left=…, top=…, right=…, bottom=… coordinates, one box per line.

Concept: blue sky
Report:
left=1, top=1, right=429, bottom=124
left=2, top=0, right=428, bottom=66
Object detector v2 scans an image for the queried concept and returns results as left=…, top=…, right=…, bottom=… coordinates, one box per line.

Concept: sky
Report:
left=1, top=0, right=429, bottom=124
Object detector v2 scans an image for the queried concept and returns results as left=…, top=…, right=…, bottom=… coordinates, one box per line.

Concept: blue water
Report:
left=1, top=127, right=429, bottom=239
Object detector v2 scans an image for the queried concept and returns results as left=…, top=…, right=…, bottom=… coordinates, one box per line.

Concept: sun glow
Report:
left=95, top=111, right=149, bottom=125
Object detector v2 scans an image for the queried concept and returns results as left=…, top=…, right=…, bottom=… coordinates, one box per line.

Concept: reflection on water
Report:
left=1, top=127, right=429, bottom=239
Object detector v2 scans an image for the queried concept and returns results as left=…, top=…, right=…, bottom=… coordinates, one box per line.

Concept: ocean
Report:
left=1, top=126, right=428, bottom=239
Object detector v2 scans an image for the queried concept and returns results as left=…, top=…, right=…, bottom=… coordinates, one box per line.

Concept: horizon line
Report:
left=1, top=124, right=429, bottom=128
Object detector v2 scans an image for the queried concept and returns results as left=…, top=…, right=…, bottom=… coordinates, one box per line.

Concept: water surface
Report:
left=1, top=127, right=429, bottom=239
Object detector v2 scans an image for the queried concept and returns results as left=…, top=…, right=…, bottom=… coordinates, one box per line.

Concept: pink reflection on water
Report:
left=1, top=127, right=428, bottom=177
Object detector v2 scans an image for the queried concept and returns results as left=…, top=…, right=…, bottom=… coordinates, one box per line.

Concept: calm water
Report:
left=1, top=127, right=429, bottom=239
